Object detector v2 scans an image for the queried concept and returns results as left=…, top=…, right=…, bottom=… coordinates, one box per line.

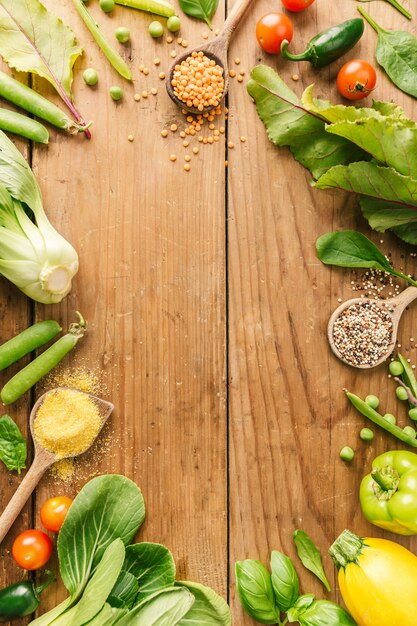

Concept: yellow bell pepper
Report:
left=329, top=529, right=417, bottom=626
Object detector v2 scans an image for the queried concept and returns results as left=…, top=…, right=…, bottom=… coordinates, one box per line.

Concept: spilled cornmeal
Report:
left=34, top=388, right=102, bottom=459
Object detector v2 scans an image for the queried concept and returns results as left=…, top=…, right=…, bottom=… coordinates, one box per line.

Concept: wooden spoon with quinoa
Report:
left=0, top=388, right=113, bottom=543
left=166, top=0, right=254, bottom=114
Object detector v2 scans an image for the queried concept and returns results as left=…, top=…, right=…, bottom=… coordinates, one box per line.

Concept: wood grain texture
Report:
left=0, top=0, right=416, bottom=624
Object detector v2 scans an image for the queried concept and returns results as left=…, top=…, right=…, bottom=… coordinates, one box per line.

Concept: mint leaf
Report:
left=0, top=414, right=26, bottom=473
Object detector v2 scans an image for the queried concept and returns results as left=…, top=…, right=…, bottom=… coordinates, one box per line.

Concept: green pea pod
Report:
left=281, top=18, right=364, bottom=68
left=235, top=560, right=280, bottom=624
left=398, top=354, right=417, bottom=402
left=0, top=108, right=48, bottom=143
left=270, top=551, right=299, bottom=612
left=0, top=320, right=61, bottom=372
left=346, top=391, right=417, bottom=447
left=298, top=600, right=357, bottom=626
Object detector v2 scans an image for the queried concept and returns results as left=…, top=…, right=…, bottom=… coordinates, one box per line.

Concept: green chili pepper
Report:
left=281, top=18, right=364, bottom=68
left=0, top=571, right=54, bottom=620
left=360, top=450, right=417, bottom=535
left=346, top=391, right=417, bottom=447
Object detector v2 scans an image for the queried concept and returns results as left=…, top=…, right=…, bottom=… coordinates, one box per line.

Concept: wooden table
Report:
left=0, top=0, right=416, bottom=623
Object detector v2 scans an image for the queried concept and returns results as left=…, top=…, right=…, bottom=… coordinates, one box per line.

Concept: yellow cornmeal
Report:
left=46, top=366, right=105, bottom=395
left=51, top=458, right=75, bottom=481
left=34, top=389, right=102, bottom=459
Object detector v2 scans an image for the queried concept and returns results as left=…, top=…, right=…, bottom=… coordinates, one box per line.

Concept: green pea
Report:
left=110, top=86, right=123, bottom=101
left=148, top=21, right=164, bottom=38
left=409, top=408, right=417, bottom=421
left=167, top=16, right=181, bottom=32
left=340, top=446, right=354, bottom=462
left=100, top=0, right=115, bottom=12
left=389, top=360, right=404, bottom=376
left=365, top=394, right=380, bottom=409
left=115, top=26, right=130, bottom=43
left=384, top=413, right=396, bottom=424
left=404, top=426, right=417, bottom=438
left=396, top=386, right=409, bottom=401
left=360, top=428, right=374, bottom=442
left=83, top=68, right=98, bottom=86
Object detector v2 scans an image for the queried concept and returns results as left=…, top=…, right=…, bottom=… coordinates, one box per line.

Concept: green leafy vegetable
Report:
left=270, top=551, right=299, bottom=612
left=116, top=587, right=196, bottom=625
left=358, top=7, right=417, bottom=98
left=287, top=594, right=316, bottom=621
left=108, top=571, right=139, bottom=609
left=72, top=0, right=132, bottom=80
left=178, top=0, right=218, bottom=28
left=297, top=599, right=357, bottom=626
left=176, top=581, right=231, bottom=625
left=247, top=66, right=368, bottom=180
left=235, top=560, right=280, bottom=624
left=0, top=414, right=26, bottom=473
left=0, top=0, right=89, bottom=134
left=356, top=0, right=411, bottom=20
left=124, top=542, right=176, bottom=601
left=115, top=0, right=175, bottom=17
left=293, top=531, right=331, bottom=592
left=0, top=130, right=79, bottom=303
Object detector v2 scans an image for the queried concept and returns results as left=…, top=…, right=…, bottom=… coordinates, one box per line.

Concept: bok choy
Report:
left=0, top=130, right=78, bottom=303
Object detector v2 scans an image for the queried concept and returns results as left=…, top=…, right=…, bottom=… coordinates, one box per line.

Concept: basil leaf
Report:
left=178, top=0, right=218, bottom=29
left=359, top=7, right=417, bottom=99
left=287, top=594, right=315, bottom=622
left=247, top=66, right=368, bottom=180
left=0, top=414, right=26, bottom=473
left=124, top=542, right=176, bottom=602
left=270, top=551, right=299, bottom=612
left=235, top=560, right=280, bottom=624
left=298, top=600, right=357, bottom=626
left=176, top=581, right=231, bottom=624
left=293, top=531, right=331, bottom=593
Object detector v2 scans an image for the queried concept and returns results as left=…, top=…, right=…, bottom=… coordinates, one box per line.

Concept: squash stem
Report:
left=329, top=530, right=363, bottom=569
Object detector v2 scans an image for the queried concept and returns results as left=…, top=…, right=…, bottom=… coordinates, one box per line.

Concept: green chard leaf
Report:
left=270, top=551, right=299, bottom=612
left=247, top=65, right=368, bottom=180
left=235, top=560, right=279, bottom=624
left=0, top=0, right=88, bottom=131
left=360, top=198, right=417, bottom=232
left=358, top=7, right=417, bottom=99
left=124, top=542, right=176, bottom=602
left=176, top=581, right=231, bottom=625
left=0, top=414, right=26, bottom=473
left=178, top=0, right=218, bottom=29
left=293, top=531, right=331, bottom=592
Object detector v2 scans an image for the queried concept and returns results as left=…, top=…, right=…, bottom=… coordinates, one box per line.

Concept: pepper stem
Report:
left=280, top=40, right=310, bottom=62
left=357, top=6, right=384, bottom=33
left=35, top=570, right=55, bottom=597
left=371, top=465, right=400, bottom=498
left=329, top=530, right=363, bottom=570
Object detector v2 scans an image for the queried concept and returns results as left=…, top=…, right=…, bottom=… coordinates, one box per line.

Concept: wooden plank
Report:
left=29, top=0, right=228, bottom=617
left=228, top=1, right=417, bottom=622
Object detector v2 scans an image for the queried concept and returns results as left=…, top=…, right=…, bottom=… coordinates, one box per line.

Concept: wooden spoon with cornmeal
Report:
left=0, top=388, right=113, bottom=543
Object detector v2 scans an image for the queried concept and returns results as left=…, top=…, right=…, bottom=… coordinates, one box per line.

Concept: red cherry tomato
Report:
left=40, top=496, right=73, bottom=532
left=281, top=0, right=315, bottom=11
left=12, top=530, right=52, bottom=570
left=337, top=60, right=377, bottom=101
left=256, top=13, right=293, bottom=54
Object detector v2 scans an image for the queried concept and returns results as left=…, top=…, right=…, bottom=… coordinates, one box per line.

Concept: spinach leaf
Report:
left=293, top=531, right=331, bottom=592
left=178, top=0, right=218, bottom=28
left=270, top=551, right=299, bottom=612
left=247, top=66, right=368, bottom=180
left=116, top=587, right=195, bottom=625
left=108, top=571, right=139, bottom=609
left=298, top=600, right=357, bottom=626
left=70, top=538, right=125, bottom=625
left=0, top=414, right=26, bottom=473
left=358, top=7, right=417, bottom=98
left=315, top=161, right=417, bottom=209
left=124, top=542, right=176, bottom=601
left=176, top=581, right=231, bottom=625
left=235, top=560, right=280, bottom=624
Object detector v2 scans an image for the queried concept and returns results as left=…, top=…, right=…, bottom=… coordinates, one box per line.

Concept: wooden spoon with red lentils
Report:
left=166, top=0, right=254, bottom=114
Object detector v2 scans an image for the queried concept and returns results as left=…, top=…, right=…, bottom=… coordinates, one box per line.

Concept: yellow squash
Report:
left=329, top=529, right=417, bottom=626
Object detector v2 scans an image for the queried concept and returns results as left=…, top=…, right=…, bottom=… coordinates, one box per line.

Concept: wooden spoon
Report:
left=328, top=286, right=417, bottom=369
left=166, top=0, right=253, bottom=114
left=0, top=388, right=113, bottom=543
